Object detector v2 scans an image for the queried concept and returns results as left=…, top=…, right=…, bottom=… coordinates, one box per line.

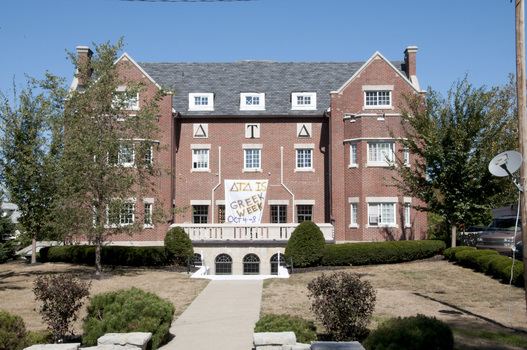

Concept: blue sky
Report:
left=0, top=0, right=520, bottom=96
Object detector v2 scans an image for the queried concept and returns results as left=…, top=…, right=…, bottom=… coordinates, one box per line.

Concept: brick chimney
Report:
left=404, top=46, right=418, bottom=79
left=76, top=46, right=93, bottom=86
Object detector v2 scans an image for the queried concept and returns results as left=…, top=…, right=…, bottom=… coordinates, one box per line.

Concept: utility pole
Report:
left=515, top=0, right=527, bottom=313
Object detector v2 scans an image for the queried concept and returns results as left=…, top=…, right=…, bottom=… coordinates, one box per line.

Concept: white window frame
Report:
left=192, top=149, right=210, bottom=171
left=403, top=146, right=410, bottom=166
left=404, top=198, right=412, bottom=228
left=295, top=144, right=314, bottom=172
left=107, top=199, right=135, bottom=227
left=367, top=199, right=397, bottom=228
left=244, top=148, right=261, bottom=172
left=349, top=197, right=359, bottom=228
left=296, top=149, right=312, bottom=170
left=240, top=93, right=265, bottom=111
left=144, top=198, right=154, bottom=228
left=118, top=142, right=134, bottom=167
left=113, top=87, right=139, bottom=111
left=292, top=92, right=317, bottom=110
left=189, top=93, right=214, bottom=111
left=367, top=142, right=394, bottom=167
left=349, top=143, right=358, bottom=168
left=363, top=85, right=393, bottom=110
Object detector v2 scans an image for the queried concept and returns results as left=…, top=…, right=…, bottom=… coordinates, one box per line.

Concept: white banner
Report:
left=224, top=180, right=268, bottom=224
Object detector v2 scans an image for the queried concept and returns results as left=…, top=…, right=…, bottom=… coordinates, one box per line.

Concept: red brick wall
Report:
left=331, top=55, right=427, bottom=242
left=173, top=116, right=329, bottom=225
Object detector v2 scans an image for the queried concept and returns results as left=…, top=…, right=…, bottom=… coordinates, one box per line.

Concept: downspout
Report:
left=326, top=107, right=336, bottom=234
left=281, top=146, right=295, bottom=223
left=168, top=110, right=179, bottom=226
left=211, top=146, right=222, bottom=223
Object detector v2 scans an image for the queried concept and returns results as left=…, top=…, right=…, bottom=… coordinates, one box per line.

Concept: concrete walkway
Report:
left=159, top=280, right=263, bottom=350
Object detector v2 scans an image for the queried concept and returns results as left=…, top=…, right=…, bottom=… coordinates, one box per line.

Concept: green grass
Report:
left=453, top=327, right=527, bottom=349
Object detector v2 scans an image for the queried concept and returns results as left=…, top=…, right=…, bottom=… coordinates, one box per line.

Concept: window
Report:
left=365, top=91, right=391, bottom=107
left=368, top=203, right=396, bottom=226
left=403, top=146, right=410, bottom=166
left=192, top=205, right=208, bottom=224
left=193, top=253, right=202, bottom=267
left=189, top=93, right=214, bottom=111
left=113, top=90, right=139, bottom=111
left=107, top=201, right=135, bottom=226
left=350, top=143, right=357, bottom=167
left=240, top=93, right=265, bottom=110
left=297, top=205, right=313, bottom=223
left=117, top=142, right=134, bottom=167
left=243, top=254, right=260, bottom=275
left=296, top=149, right=312, bottom=169
left=244, top=149, right=261, bottom=170
left=215, top=254, right=232, bottom=275
left=350, top=203, right=358, bottom=226
left=138, top=142, right=153, bottom=166
left=271, top=205, right=287, bottom=223
left=192, top=149, right=209, bottom=170
left=218, top=205, right=225, bottom=224
left=368, top=142, right=394, bottom=165
left=405, top=203, right=411, bottom=227
left=292, top=92, right=317, bottom=110
left=270, top=253, right=286, bottom=275
left=144, top=203, right=152, bottom=227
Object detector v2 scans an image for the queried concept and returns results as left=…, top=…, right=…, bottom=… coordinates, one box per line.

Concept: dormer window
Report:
left=189, top=93, right=214, bottom=111
left=292, top=92, right=316, bottom=110
left=240, top=93, right=265, bottom=111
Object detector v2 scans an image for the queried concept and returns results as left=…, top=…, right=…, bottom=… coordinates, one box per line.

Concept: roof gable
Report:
left=331, top=51, right=421, bottom=95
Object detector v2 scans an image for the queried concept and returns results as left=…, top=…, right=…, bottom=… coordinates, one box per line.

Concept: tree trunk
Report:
left=451, top=224, right=457, bottom=248
left=31, top=235, right=37, bottom=264
left=95, top=241, right=101, bottom=275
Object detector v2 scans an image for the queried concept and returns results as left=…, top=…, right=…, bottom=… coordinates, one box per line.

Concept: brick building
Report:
left=72, top=46, right=427, bottom=275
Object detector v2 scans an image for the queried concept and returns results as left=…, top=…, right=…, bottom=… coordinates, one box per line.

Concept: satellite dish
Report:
left=489, top=151, right=523, bottom=177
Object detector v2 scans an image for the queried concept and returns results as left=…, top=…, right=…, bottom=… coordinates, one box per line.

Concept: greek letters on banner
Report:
left=224, top=180, right=268, bottom=224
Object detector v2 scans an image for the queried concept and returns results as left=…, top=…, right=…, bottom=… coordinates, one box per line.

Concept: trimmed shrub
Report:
left=443, top=246, right=473, bottom=260
left=446, top=247, right=524, bottom=287
left=254, top=314, right=317, bottom=344
left=363, top=314, right=454, bottom=350
left=40, top=245, right=167, bottom=267
left=476, top=253, right=503, bottom=273
left=307, top=271, right=376, bottom=341
left=322, top=240, right=445, bottom=267
left=164, top=226, right=194, bottom=266
left=83, top=287, right=175, bottom=349
left=285, top=221, right=326, bottom=268
left=33, top=274, right=91, bottom=342
left=0, top=310, right=28, bottom=350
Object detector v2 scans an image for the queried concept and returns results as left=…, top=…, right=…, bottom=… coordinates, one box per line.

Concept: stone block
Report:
left=97, top=332, right=152, bottom=350
left=254, top=332, right=297, bottom=346
left=310, top=341, right=365, bottom=350
left=24, top=344, right=80, bottom=350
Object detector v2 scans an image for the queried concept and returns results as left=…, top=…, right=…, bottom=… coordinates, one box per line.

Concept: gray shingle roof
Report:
left=138, top=61, right=405, bottom=116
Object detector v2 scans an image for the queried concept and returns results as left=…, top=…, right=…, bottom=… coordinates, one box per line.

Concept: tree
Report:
left=391, top=77, right=518, bottom=247
left=61, top=39, right=167, bottom=274
left=0, top=75, right=66, bottom=263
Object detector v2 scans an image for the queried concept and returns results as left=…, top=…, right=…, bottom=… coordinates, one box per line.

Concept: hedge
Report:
left=444, top=246, right=524, bottom=287
left=39, top=245, right=167, bottom=267
left=321, top=240, right=446, bottom=267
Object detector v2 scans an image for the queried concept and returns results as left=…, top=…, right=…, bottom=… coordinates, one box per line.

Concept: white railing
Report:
left=173, top=223, right=334, bottom=242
